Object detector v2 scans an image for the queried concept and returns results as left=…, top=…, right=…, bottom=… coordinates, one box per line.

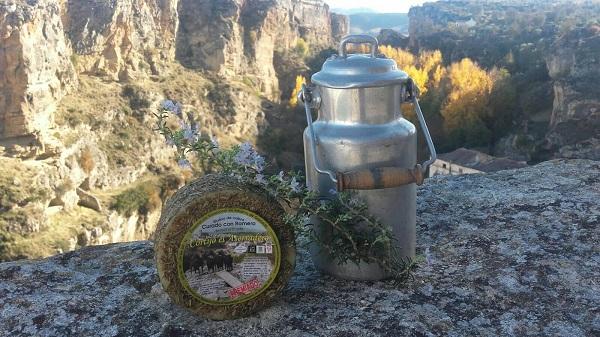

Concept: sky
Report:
left=326, top=0, right=432, bottom=13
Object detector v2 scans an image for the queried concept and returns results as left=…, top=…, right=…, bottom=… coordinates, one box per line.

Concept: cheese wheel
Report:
left=154, top=174, right=296, bottom=320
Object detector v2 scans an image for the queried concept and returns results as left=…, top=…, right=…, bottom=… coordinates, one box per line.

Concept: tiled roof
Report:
left=438, top=148, right=528, bottom=173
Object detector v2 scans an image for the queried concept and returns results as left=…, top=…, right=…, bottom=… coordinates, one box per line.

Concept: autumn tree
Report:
left=289, top=75, right=306, bottom=108
left=379, top=46, right=444, bottom=95
left=441, top=58, right=494, bottom=149
left=370, top=46, right=510, bottom=152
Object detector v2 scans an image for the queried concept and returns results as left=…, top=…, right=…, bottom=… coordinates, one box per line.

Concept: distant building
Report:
left=429, top=148, right=528, bottom=176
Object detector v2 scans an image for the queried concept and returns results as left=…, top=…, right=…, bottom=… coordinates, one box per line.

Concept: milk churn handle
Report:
left=335, top=79, right=438, bottom=192
left=340, top=35, right=379, bottom=58
left=407, top=79, right=438, bottom=170
left=299, top=84, right=339, bottom=184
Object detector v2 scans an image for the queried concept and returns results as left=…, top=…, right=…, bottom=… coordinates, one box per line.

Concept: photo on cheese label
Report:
left=178, top=209, right=281, bottom=304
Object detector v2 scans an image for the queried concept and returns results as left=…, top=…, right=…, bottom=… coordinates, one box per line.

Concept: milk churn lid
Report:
left=311, top=35, right=409, bottom=89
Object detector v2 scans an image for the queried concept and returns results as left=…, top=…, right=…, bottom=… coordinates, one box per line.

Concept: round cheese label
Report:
left=177, top=208, right=281, bottom=305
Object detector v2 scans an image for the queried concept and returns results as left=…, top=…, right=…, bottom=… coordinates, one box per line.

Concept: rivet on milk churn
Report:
left=300, top=35, right=437, bottom=281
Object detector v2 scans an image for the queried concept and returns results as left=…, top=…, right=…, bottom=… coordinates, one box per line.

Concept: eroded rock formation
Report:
left=377, top=29, right=409, bottom=49
left=176, top=0, right=346, bottom=98
left=0, top=160, right=598, bottom=336
left=0, top=0, right=348, bottom=261
left=407, top=1, right=600, bottom=161
left=546, top=25, right=600, bottom=159
left=0, top=0, right=77, bottom=139
left=0, top=0, right=348, bottom=140
left=64, top=0, right=179, bottom=81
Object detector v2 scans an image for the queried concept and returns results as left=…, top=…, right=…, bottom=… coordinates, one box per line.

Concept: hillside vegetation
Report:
left=402, top=0, right=600, bottom=161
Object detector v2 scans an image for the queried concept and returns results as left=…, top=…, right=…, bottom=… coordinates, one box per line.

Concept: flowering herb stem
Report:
left=154, top=100, right=418, bottom=283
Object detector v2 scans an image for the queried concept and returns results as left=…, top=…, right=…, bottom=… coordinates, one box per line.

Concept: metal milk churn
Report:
left=300, top=35, right=437, bottom=280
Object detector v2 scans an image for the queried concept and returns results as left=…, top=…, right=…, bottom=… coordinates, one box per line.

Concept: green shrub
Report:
left=121, top=85, right=151, bottom=111
left=0, top=175, right=49, bottom=211
left=0, top=231, right=16, bottom=262
left=70, top=54, right=80, bottom=67
left=110, top=184, right=162, bottom=217
left=248, top=30, right=258, bottom=44
left=294, top=38, right=309, bottom=57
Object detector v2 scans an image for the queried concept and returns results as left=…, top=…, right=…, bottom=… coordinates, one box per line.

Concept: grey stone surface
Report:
left=1, top=159, right=599, bottom=337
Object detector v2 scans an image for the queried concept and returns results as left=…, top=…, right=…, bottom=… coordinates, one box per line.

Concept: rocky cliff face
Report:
left=0, top=160, right=598, bottom=336
left=64, top=0, right=179, bottom=81
left=377, top=29, right=409, bottom=49
left=408, top=2, right=470, bottom=49
left=0, top=0, right=77, bottom=139
left=176, top=0, right=346, bottom=98
left=545, top=25, right=600, bottom=159
left=330, top=13, right=348, bottom=42
left=0, top=0, right=348, bottom=261
left=1, top=0, right=347, bottom=140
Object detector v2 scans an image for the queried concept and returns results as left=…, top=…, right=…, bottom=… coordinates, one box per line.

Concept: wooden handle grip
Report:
left=336, top=165, right=425, bottom=192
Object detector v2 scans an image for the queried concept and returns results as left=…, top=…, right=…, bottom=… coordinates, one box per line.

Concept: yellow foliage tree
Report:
left=441, top=58, right=494, bottom=145
left=431, top=64, right=446, bottom=88
left=345, top=43, right=371, bottom=54
left=445, top=58, right=493, bottom=105
left=374, top=46, right=503, bottom=150
left=378, top=46, right=444, bottom=96
left=289, top=75, right=306, bottom=108
left=418, top=50, right=443, bottom=73
left=404, top=65, right=428, bottom=95
left=379, top=45, right=415, bottom=71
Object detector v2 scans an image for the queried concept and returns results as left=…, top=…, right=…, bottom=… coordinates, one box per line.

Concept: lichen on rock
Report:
left=1, top=160, right=598, bottom=336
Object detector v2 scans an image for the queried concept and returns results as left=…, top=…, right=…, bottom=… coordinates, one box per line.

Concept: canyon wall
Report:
left=64, top=0, right=179, bottom=81
left=176, top=0, right=345, bottom=97
left=0, top=0, right=77, bottom=139
left=0, top=0, right=348, bottom=261
left=546, top=25, right=600, bottom=159
left=0, top=0, right=348, bottom=140
left=408, top=1, right=600, bottom=161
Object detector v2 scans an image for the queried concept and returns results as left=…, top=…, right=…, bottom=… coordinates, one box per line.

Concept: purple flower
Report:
left=162, top=100, right=182, bottom=116
left=234, top=142, right=265, bottom=172
left=179, top=120, right=200, bottom=143
left=255, top=174, right=267, bottom=185
left=277, top=171, right=285, bottom=182
left=349, top=197, right=362, bottom=208
left=162, top=100, right=176, bottom=111
left=178, top=159, right=192, bottom=170
left=253, top=155, right=265, bottom=173
left=234, top=143, right=253, bottom=166
left=165, top=138, right=175, bottom=146
left=183, top=126, right=199, bottom=142
left=290, top=177, right=301, bottom=193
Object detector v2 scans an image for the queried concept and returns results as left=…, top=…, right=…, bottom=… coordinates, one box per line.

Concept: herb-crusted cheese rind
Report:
left=154, top=174, right=296, bottom=320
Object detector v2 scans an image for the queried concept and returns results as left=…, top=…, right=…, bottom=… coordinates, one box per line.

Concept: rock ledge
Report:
left=1, top=160, right=599, bottom=337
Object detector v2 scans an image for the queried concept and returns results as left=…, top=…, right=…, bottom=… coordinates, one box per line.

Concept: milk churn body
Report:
left=302, top=36, right=436, bottom=280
